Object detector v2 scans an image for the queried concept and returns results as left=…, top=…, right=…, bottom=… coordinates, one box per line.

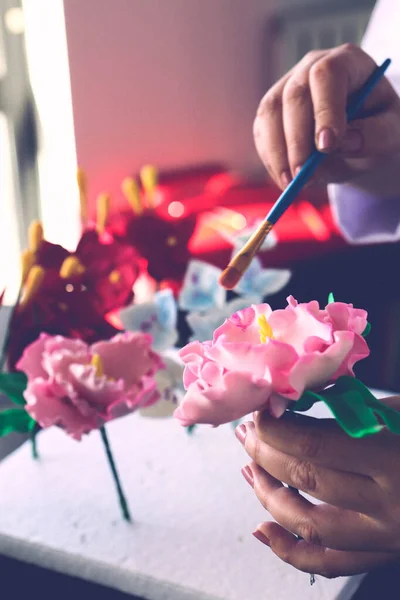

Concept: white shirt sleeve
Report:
left=328, top=0, right=400, bottom=244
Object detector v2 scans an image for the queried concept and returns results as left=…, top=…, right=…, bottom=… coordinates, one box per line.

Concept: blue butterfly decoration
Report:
left=221, top=220, right=278, bottom=253
left=186, top=297, right=253, bottom=343
left=232, top=255, right=291, bottom=303
left=119, top=288, right=178, bottom=352
left=180, top=257, right=292, bottom=343
left=178, top=259, right=226, bottom=312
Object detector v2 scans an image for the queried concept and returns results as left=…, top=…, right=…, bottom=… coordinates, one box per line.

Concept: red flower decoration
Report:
left=124, top=211, right=197, bottom=282
left=36, top=230, right=140, bottom=314
left=7, top=273, right=120, bottom=370
left=7, top=229, right=140, bottom=369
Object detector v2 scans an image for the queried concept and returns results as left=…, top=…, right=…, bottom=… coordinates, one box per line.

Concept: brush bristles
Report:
left=219, top=220, right=274, bottom=290
left=219, top=266, right=242, bottom=289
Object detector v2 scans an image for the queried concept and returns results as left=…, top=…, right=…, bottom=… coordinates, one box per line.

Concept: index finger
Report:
left=309, top=44, right=396, bottom=151
left=253, top=411, right=386, bottom=476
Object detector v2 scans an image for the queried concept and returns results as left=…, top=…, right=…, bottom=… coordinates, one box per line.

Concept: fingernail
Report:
left=253, top=529, right=271, bottom=547
left=235, top=423, right=247, bottom=445
left=241, top=465, right=254, bottom=487
left=280, top=171, right=291, bottom=188
left=340, top=129, right=363, bottom=153
left=294, top=166, right=302, bottom=177
left=317, top=128, right=336, bottom=152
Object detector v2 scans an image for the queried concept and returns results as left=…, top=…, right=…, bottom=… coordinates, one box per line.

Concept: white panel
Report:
left=0, top=113, right=22, bottom=304
left=282, top=6, right=374, bottom=71
left=0, top=13, right=7, bottom=78
left=22, top=0, right=79, bottom=250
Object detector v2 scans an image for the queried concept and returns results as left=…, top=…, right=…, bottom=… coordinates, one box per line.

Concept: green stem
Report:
left=30, top=424, right=40, bottom=460
left=31, top=434, right=38, bottom=459
left=100, top=426, right=131, bottom=522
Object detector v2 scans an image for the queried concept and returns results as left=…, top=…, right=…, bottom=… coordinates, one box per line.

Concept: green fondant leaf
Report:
left=0, top=372, right=28, bottom=405
left=0, top=408, right=36, bottom=437
left=291, top=376, right=400, bottom=438
left=327, top=292, right=335, bottom=304
left=362, top=322, right=371, bottom=338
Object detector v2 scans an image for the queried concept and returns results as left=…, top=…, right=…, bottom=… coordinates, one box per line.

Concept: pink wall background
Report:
left=63, top=0, right=278, bottom=211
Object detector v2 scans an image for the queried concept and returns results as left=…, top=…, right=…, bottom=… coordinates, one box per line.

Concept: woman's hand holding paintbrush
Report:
left=220, top=46, right=394, bottom=289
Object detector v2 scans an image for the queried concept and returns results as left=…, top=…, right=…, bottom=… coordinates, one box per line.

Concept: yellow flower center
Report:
left=166, top=235, right=177, bottom=247
left=90, top=353, right=104, bottom=377
left=122, top=177, right=142, bottom=215
left=19, top=265, right=46, bottom=309
left=28, top=220, right=44, bottom=253
left=76, top=167, right=88, bottom=226
left=59, top=256, right=86, bottom=279
left=109, top=269, right=121, bottom=283
left=96, top=192, right=111, bottom=234
left=140, top=164, right=158, bottom=208
left=258, top=314, right=274, bottom=343
left=21, top=249, right=36, bottom=285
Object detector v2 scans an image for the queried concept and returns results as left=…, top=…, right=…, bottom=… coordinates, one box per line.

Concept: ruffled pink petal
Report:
left=256, top=339, right=298, bottom=395
left=179, top=340, right=210, bottom=364
left=42, top=336, right=90, bottom=380
left=68, top=363, right=126, bottom=415
left=42, top=348, right=90, bottom=382
left=286, top=296, right=326, bottom=322
left=287, top=295, right=298, bottom=308
left=183, top=363, right=201, bottom=389
left=205, top=341, right=272, bottom=379
left=200, top=360, right=224, bottom=387
left=331, top=332, right=370, bottom=379
left=303, top=336, right=329, bottom=353
left=24, top=378, right=99, bottom=440
left=15, top=333, right=50, bottom=380
left=288, top=330, right=356, bottom=398
left=213, top=304, right=272, bottom=344
left=270, top=304, right=333, bottom=354
left=91, top=331, right=163, bottom=388
left=44, top=336, right=89, bottom=355
left=134, top=375, right=160, bottom=408
left=174, top=371, right=272, bottom=426
left=326, top=303, right=368, bottom=335
left=107, top=376, right=160, bottom=419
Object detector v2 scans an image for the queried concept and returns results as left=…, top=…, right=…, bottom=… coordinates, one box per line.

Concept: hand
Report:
left=254, top=44, right=400, bottom=197
left=236, top=397, right=400, bottom=578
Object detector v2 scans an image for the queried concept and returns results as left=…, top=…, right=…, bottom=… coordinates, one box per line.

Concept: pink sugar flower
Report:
left=174, top=296, right=370, bottom=427
left=16, top=331, right=164, bottom=440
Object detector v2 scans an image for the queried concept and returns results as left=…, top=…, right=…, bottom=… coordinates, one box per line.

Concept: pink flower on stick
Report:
left=174, top=296, right=370, bottom=427
left=16, top=331, right=164, bottom=521
left=17, top=332, right=164, bottom=440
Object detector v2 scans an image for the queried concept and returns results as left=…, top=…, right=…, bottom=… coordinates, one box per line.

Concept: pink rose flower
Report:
left=16, top=332, right=164, bottom=440
left=174, top=296, right=369, bottom=426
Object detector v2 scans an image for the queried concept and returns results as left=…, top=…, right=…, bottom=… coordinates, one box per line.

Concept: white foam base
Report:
left=0, top=393, right=389, bottom=600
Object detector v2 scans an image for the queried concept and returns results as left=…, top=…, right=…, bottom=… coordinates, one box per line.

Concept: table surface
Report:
left=2, top=388, right=390, bottom=600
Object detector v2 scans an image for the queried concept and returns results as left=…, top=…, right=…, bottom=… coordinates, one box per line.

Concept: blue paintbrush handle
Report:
left=266, top=58, right=391, bottom=225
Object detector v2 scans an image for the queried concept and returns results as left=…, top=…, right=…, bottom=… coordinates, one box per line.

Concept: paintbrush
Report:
left=219, top=58, right=391, bottom=289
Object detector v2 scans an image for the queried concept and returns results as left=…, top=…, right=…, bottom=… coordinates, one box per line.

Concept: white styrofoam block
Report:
left=0, top=391, right=390, bottom=600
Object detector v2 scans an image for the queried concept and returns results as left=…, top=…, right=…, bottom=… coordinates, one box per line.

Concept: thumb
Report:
left=339, top=108, right=400, bottom=157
